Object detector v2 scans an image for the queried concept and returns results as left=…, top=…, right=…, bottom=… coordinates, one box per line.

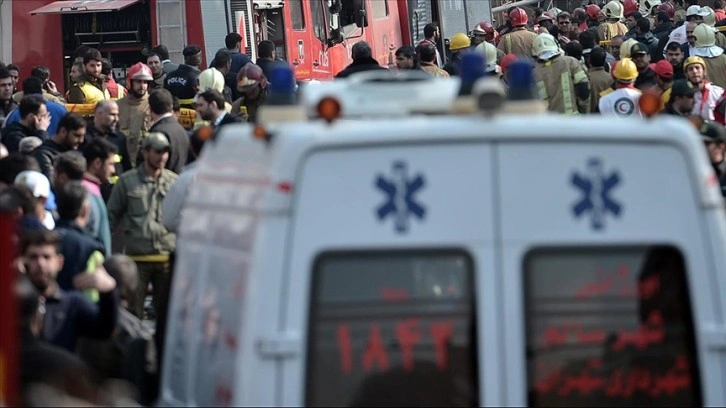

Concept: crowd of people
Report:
left=3, top=1, right=726, bottom=404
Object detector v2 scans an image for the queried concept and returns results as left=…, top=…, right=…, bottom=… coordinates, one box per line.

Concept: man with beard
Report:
left=84, top=100, right=131, bottom=179
left=19, top=228, right=117, bottom=352
left=663, top=79, right=696, bottom=115
left=146, top=53, right=166, bottom=90
left=118, top=63, right=152, bottom=167
left=419, top=23, right=443, bottom=67
left=33, top=113, right=86, bottom=181
left=195, top=89, right=238, bottom=133
left=107, top=132, right=177, bottom=319
left=232, top=64, right=270, bottom=123
left=0, top=68, right=18, bottom=127
left=2, top=95, right=51, bottom=153
left=684, top=55, right=724, bottom=120
left=631, top=42, right=658, bottom=89
left=665, top=41, right=686, bottom=79
left=67, top=48, right=110, bottom=104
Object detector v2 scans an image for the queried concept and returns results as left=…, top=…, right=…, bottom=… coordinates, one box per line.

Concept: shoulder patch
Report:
left=599, top=88, right=614, bottom=97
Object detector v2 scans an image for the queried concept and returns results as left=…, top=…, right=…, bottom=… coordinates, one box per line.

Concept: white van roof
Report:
left=193, top=115, right=721, bottom=213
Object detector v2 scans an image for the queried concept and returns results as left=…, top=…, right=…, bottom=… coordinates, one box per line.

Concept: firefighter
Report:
left=690, top=24, right=726, bottom=89
left=624, top=0, right=639, bottom=20
left=164, top=45, right=203, bottom=109
left=444, top=33, right=471, bottom=76
left=599, top=1, right=629, bottom=43
left=683, top=56, right=724, bottom=120
left=497, top=7, right=537, bottom=58
left=67, top=48, right=110, bottom=105
left=598, top=58, right=643, bottom=117
left=532, top=33, right=590, bottom=114
left=471, top=21, right=498, bottom=47
left=664, top=5, right=707, bottom=54
left=585, top=4, right=602, bottom=30
left=118, top=63, right=153, bottom=167
left=231, top=64, right=269, bottom=123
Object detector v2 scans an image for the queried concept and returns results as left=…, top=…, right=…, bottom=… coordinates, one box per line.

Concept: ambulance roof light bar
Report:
left=299, top=71, right=461, bottom=121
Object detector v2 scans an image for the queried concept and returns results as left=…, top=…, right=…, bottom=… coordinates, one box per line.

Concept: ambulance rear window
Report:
left=524, top=246, right=702, bottom=407
left=306, top=250, right=479, bottom=407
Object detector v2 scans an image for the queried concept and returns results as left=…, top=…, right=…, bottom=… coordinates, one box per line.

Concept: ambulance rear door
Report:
left=277, top=120, right=502, bottom=406
left=494, top=117, right=726, bottom=407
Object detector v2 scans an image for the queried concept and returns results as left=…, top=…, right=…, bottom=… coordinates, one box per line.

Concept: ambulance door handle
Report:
left=255, top=332, right=302, bottom=359
left=313, top=60, right=320, bottom=67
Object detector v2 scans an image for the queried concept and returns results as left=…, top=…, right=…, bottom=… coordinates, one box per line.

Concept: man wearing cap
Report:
left=67, top=48, right=110, bottom=105
left=164, top=45, right=203, bottom=109
left=232, top=63, right=269, bottom=123
left=533, top=33, right=591, bottom=114
left=107, top=132, right=177, bottom=319
left=599, top=58, right=643, bottom=117
left=631, top=42, right=658, bottom=90
left=663, top=79, right=696, bottom=115
left=652, top=59, right=675, bottom=109
left=14, top=170, right=54, bottom=229
left=118, top=63, right=153, bottom=167
left=684, top=55, right=724, bottom=120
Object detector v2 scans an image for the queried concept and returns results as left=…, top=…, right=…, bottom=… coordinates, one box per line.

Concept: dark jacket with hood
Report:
left=33, top=138, right=71, bottom=181
left=636, top=32, right=661, bottom=62
left=335, top=57, right=386, bottom=78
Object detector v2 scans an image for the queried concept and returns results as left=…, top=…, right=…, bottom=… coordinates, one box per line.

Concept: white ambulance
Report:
left=160, top=69, right=726, bottom=407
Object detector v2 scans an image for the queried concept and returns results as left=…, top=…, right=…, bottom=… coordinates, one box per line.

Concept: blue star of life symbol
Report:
left=571, top=158, right=623, bottom=230
left=375, top=161, right=426, bottom=233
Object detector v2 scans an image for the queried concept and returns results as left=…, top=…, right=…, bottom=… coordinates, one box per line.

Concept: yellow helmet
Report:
left=693, top=23, right=716, bottom=47
left=684, top=56, right=706, bottom=71
left=450, top=33, right=471, bottom=51
left=619, top=38, right=638, bottom=59
left=604, top=1, right=624, bottom=19
left=613, top=57, right=638, bottom=81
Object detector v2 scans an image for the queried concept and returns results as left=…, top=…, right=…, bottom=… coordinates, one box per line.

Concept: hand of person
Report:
left=46, top=81, right=59, bottom=94
left=73, top=266, right=117, bottom=293
left=35, top=112, right=51, bottom=132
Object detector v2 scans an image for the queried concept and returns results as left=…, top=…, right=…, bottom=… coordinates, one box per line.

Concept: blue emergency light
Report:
left=268, top=63, right=297, bottom=105
left=506, top=59, right=538, bottom=101
left=458, top=52, right=486, bottom=96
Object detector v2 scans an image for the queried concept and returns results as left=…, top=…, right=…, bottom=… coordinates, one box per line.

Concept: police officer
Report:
left=598, top=58, right=643, bottom=117
left=532, top=33, right=591, bottom=114
left=107, top=132, right=177, bottom=319
left=67, top=48, right=110, bottom=105
left=164, top=45, right=203, bottom=109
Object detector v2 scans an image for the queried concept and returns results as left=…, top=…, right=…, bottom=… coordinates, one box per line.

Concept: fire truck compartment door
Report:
left=252, top=0, right=284, bottom=10
left=30, top=0, right=141, bottom=15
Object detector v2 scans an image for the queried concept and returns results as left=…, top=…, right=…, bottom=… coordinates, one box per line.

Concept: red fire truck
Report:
left=1, top=0, right=421, bottom=91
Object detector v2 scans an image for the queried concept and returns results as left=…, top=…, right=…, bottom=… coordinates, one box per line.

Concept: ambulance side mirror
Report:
left=354, top=9, right=368, bottom=28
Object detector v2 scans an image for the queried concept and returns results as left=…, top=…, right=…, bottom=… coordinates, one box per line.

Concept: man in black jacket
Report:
left=83, top=100, right=131, bottom=173
left=1, top=95, right=50, bottom=153
left=146, top=89, right=189, bottom=174
left=164, top=45, right=202, bottom=109
left=335, top=41, right=386, bottom=78
left=653, top=11, right=677, bottom=61
left=33, top=113, right=86, bottom=181
left=196, top=89, right=238, bottom=134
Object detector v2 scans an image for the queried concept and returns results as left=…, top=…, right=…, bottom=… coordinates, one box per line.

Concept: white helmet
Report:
left=640, top=0, right=661, bottom=15
left=701, top=6, right=716, bottom=26
left=475, top=41, right=498, bottom=71
left=604, top=1, right=624, bottom=19
left=532, top=33, right=561, bottom=60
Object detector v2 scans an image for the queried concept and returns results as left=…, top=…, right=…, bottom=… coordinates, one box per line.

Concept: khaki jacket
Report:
left=107, top=166, right=177, bottom=255
left=534, top=55, right=590, bottom=114
left=588, top=67, right=614, bottom=113
left=420, top=62, right=450, bottom=78
left=598, top=21, right=628, bottom=42
left=117, top=93, right=151, bottom=166
left=704, top=55, right=726, bottom=90
left=497, top=28, right=537, bottom=58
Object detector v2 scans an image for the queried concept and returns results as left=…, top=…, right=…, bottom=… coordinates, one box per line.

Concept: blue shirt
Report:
left=230, top=51, right=252, bottom=74
left=5, top=95, right=68, bottom=136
